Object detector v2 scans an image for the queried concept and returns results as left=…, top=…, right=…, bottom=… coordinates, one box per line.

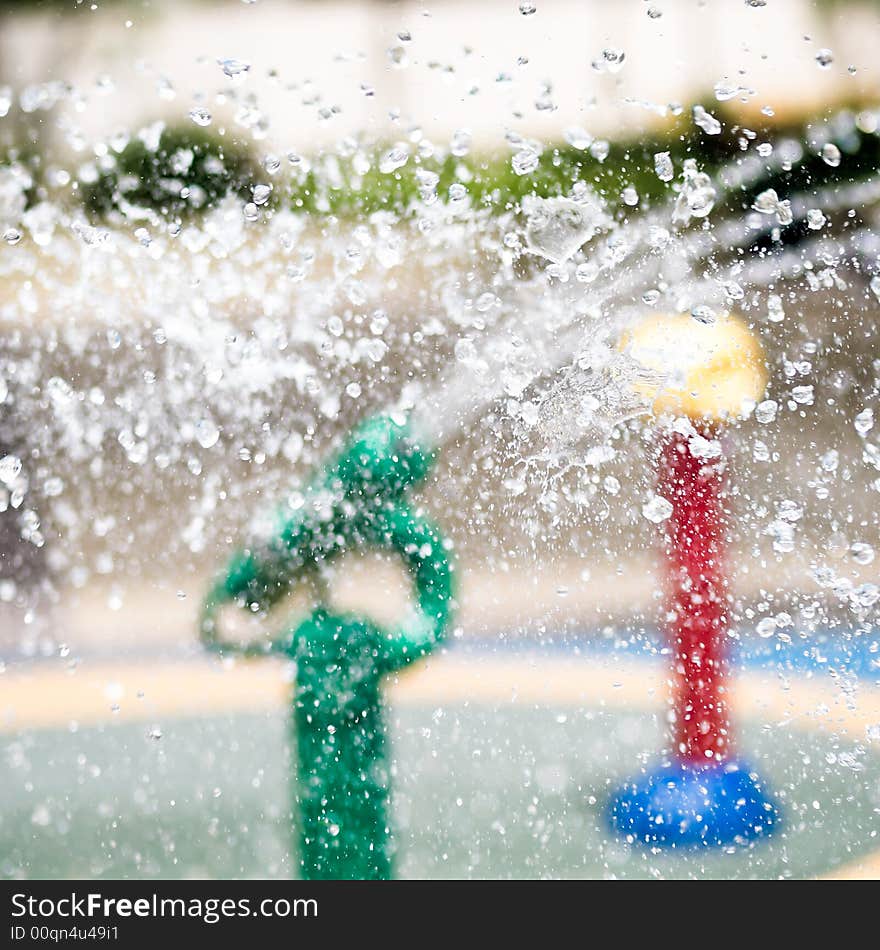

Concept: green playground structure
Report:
left=200, top=414, right=454, bottom=879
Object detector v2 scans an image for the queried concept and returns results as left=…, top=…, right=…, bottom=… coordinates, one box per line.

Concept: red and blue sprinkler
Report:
left=609, top=313, right=780, bottom=847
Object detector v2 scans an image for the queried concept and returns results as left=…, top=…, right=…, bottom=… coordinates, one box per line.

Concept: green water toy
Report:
left=200, top=414, right=455, bottom=879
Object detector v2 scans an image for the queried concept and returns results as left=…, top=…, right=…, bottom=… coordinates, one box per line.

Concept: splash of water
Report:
left=0, top=85, right=878, bottom=640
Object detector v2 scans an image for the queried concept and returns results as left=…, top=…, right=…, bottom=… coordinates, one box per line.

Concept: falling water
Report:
left=2, top=102, right=880, bottom=630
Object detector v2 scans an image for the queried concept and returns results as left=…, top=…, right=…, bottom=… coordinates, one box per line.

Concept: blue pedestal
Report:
left=609, top=760, right=779, bottom=847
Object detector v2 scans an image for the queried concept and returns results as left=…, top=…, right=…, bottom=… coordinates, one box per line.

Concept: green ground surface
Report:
left=3, top=704, right=879, bottom=879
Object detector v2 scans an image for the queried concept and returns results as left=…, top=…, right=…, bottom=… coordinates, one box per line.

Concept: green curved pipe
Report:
left=200, top=414, right=455, bottom=879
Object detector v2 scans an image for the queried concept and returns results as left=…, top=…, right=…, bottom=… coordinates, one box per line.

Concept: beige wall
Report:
left=2, top=0, right=878, bottom=154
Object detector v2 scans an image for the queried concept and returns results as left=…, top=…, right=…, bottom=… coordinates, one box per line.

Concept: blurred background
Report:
left=3, top=0, right=880, bottom=144
left=1, top=0, right=880, bottom=879
left=0, top=0, right=876, bottom=649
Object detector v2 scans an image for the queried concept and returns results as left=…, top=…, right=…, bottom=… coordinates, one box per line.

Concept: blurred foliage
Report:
left=284, top=105, right=880, bottom=222
left=79, top=125, right=263, bottom=218
left=0, top=128, right=42, bottom=212
left=737, top=115, right=880, bottom=250
left=288, top=139, right=671, bottom=218
left=2, top=99, right=877, bottom=232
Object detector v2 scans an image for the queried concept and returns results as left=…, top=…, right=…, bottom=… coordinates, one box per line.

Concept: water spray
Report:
left=191, top=195, right=819, bottom=874
left=186, top=113, right=880, bottom=873
left=609, top=312, right=780, bottom=847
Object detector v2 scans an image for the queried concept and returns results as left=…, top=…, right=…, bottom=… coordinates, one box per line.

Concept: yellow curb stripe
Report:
left=2, top=655, right=878, bottom=736
left=821, top=852, right=880, bottom=880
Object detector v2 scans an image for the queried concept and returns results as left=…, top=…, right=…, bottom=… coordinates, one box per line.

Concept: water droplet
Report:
left=855, top=407, right=874, bottom=437
left=672, top=159, right=716, bottom=223
left=693, top=105, right=721, bottom=135
left=806, top=208, right=826, bottom=230
left=252, top=183, right=272, bottom=206
left=379, top=146, right=409, bottom=174
left=767, top=294, right=785, bottom=323
left=821, top=142, right=841, bottom=167
left=217, top=58, right=251, bottom=80
left=512, top=147, right=540, bottom=176
left=450, top=129, right=472, bottom=157
left=653, top=151, right=673, bottom=182
left=589, top=139, right=610, bottom=163
left=364, top=339, right=388, bottom=363
left=820, top=448, right=839, bottom=472
left=755, top=400, right=778, bottom=424
left=600, top=48, right=626, bottom=73
left=416, top=168, right=439, bottom=203
left=690, top=304, right=717, bottom=325
left=753, top=188, right=792, bottom=225
left=475, top=292, right=497, bottom=312
left=753, top=188, right=781, bottom=214
left=0, top=455, right=22, bottom=486
left=792, top=385, right=814, bottom=406
left=564, top=127, right=593, bottom=150
left=448, top=182, right=468, bottom=204
left=196, top=420, right=220, bottom=449
left=189, top=106, right=212, bottom=127
left=518, top=1, right=537, bottom=14
left=815, top=48, right=834, bottom=69
left=756, top=617, right=777, bottom=638
left=714, top=80, right=739, bottom=102
left=523, top=194, right=607, bottom=263
left=725, top=282, right=748, bottom=303
left=648, top=226, right=670, bottom=248
left=44, top=477, right=63, bottom=497
left=387, top=45, right=408, bottom=68
left=642, top=494, right=673, bottom=523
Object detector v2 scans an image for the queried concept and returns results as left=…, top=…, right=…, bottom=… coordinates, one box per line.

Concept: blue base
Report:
left=609, top=760, right=779, bottom=847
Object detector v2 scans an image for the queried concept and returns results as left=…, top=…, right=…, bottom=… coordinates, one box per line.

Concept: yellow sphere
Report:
left=618, top=312, right=768, bottom=422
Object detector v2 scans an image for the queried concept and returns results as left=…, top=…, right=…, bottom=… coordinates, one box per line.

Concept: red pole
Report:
left=659, top=428, right=730, bottom=764
left=610, top=313, right=778, bottom=845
